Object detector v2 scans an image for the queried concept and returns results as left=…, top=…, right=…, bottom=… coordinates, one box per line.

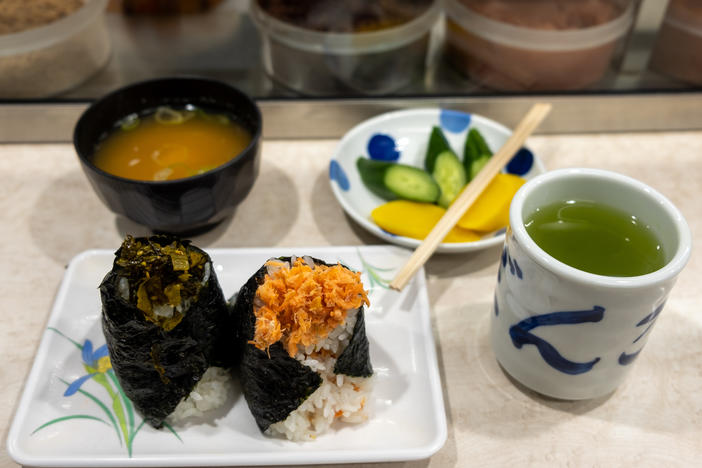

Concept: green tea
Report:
left=524, top=199, right=666, bottom=276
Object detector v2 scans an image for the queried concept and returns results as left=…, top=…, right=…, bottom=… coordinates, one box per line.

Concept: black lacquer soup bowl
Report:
left=74, top=77, right=262, bottom=234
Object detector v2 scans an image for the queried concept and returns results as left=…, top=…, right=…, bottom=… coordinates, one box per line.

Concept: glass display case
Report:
left=0, top=0, right=701, bottom=141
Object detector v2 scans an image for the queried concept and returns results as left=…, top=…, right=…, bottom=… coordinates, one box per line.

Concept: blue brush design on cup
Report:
left=618, top=302, right=665, bottom=366
left=509, top=306, right=605, bottom=375
left=617, top=349, right=641, bottom=366
left=632, top=302, right=665, bottom=343
left=498, top=248, right=506, bottom=284
left=499, top=246, right=523, bottom=281
left=507, top=256, right=519, bottom=277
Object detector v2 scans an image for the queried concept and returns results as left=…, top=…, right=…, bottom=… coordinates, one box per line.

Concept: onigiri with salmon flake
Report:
left=232, top=255, right=374, bottom=441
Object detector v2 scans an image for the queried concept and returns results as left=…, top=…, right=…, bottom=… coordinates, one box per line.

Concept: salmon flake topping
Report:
left=251, top=259, right=370, bottom=357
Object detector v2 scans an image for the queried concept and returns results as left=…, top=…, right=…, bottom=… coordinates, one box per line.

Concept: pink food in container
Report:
left=648, top=0, right=702, bottom=85
left=444, top=0, right=635, bottom=91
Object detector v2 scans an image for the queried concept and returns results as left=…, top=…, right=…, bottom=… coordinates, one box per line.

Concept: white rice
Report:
left=168, top=366, right=233, bottom=424
left=266, top=307, right=374, bottom=442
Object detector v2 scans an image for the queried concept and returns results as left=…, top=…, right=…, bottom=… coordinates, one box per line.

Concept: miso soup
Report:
left=92, top=106, right=252, bottom=181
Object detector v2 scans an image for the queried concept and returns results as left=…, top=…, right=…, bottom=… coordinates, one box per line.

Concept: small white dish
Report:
left=329, top=108, right=545, bottom=253
left=7, top=246, right=446, bottom=467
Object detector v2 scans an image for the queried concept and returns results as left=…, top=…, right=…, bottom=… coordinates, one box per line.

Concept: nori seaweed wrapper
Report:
left=233, top=256, right=372, bottom=432
left=334, top=306, right=373, bottom=377
left=100, top=235, right=230, bottom=428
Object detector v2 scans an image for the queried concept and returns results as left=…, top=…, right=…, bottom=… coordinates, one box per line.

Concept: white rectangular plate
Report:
left=7, top=246, right=446, bottom=466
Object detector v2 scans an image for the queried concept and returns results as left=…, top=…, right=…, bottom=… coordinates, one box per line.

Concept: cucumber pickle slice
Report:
left=425, top=126, right=453, bottom=173
left=433, top=150, right=467, bottom=208
left=384, top=164, right=440, bottom=203
left=357, top=158, right=439, bottom=203
left=463, top=128, right=493, bottom=180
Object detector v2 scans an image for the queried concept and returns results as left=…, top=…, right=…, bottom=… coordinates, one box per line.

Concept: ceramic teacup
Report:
left=491, top=168, right=691, bottom=399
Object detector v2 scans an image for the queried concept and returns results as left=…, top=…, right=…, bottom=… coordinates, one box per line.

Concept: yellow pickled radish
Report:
left=457, top=173, right=525, bottom=232
left=371, top=200, right=480, bottom=243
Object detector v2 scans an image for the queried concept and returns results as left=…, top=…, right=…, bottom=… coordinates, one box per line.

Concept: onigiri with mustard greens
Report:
left=100, top=235, right=233, bottom=428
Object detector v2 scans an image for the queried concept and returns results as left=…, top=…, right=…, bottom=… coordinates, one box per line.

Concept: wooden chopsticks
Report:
left=389, top=103, right=553, bottom=291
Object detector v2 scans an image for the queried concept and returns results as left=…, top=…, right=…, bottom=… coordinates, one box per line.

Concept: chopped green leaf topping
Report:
left=115, top=236, right=208, bottom=330
left=169, top=249, right=189, bottom=271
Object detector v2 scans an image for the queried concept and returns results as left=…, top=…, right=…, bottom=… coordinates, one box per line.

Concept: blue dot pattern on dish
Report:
left=367, top=134, right=400, bottom=161
left=506, top=148, right=534, bottom=175
left=329, top=160, right=350, bottom=191
left=439, top=109, right=472, bottom=133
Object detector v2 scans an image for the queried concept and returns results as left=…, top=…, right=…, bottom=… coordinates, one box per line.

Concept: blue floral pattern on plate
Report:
left=34, top=328, right=181, bottom=457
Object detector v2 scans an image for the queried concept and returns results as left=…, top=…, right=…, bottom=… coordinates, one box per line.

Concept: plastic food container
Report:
left=0, top=0, right=111, bottom=98
left=648, top=0, right=702, bottom=85
left=444, top=0, right=635, bottom=91
left=251, top=0, right=440, bottom=96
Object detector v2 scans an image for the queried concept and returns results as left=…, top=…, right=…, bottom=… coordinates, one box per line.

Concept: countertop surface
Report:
left=1, top=131, right=701, bottom=467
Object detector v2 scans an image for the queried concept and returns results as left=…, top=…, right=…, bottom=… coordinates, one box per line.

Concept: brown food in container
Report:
left=252, top=0, right=439, bottom=96
left=112, top=0, right=224, bottom=15
left=0, top=0, right=84, bottom=34
left=257, top=0, right=432, bottom=33
left=0, top=0, right=111, bottom=98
